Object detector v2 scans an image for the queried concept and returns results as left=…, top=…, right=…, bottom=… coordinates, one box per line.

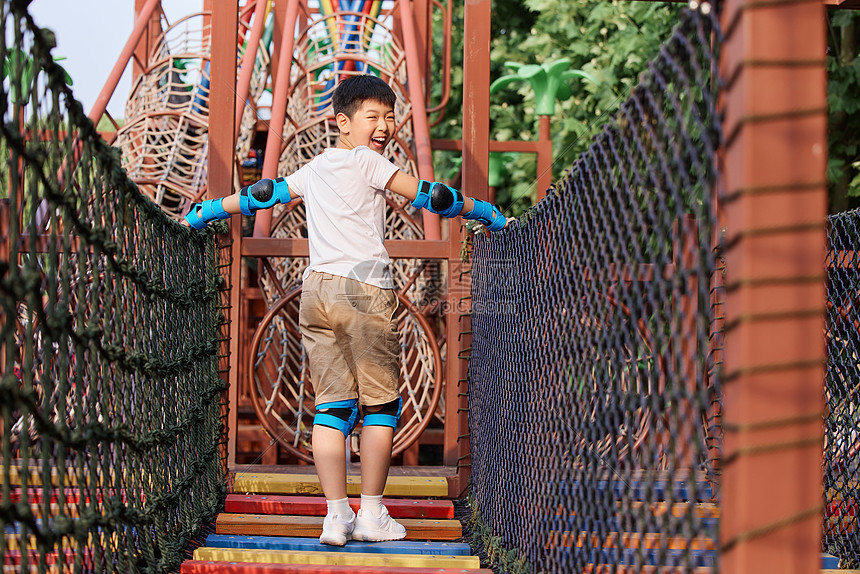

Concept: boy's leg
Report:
left=300, top=272, right=360, bottom=546
left=312, top=424, right=349, bottom=499
left=358, top=412, right=394, bottom=495
left=313, top=424, right=356, bottom=546
left=353, top=401, right=406, bottom=542
left=324, top=275, right=405, bottom=541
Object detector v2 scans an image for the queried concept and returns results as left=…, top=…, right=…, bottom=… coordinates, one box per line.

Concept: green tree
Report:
left=828, top=10, right=860, bottom=213
left=431, top=0, right=682, bottom=215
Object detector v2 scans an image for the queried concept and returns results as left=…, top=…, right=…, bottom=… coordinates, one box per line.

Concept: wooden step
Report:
left=624, top=501, right=720, bottom=519
left=556, top=479, right=717, bottom=502
left=204, top=534, right=471, bottom=555
left=192, top=548, right=482, bottom=569
left=225, top=494, right=455, bottom=519
left=566, top=531, right=717, bottom=551
left=232, top=473, right=448, bottom=497
left=216, top=514, right=462, bottom=540
left=181, top=561, right=493, bottom=573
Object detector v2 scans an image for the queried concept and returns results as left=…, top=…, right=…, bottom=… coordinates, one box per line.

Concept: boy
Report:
left=185, top=74, right=508, bottom=545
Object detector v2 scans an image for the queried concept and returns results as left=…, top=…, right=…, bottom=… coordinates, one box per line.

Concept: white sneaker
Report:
left=319, top=512, right=355, bottom=546
left=351, top=506, right=407, bottom=542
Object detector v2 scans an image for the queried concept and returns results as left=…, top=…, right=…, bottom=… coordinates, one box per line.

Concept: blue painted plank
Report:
left=562, top=546, right=717, bottom=568
left=560, top=548, right=843, bottom=569
left=821, top=553, right=840, bottom=569
left=554, top=480, right=716, bottom=501
left=204, top=534, right=472, bottom=556
left=541, top=516, right=719, bottom=537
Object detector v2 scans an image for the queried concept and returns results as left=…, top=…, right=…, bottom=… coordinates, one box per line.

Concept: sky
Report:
left=28, top=0, right=203, bottom=120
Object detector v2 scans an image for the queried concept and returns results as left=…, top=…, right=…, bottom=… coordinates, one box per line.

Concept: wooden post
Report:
left=209, top=0, right=240, bottom=467
left=719, top=0, right=827, bottom=571
left=537, top=114, right=552, bottom=201
left=132, top=0, right=162, bottom=85
left=444, top=0, right=491, bottom=495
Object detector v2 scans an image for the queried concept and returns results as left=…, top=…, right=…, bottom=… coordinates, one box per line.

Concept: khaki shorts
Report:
left=299, top=271, right=400, bottom=407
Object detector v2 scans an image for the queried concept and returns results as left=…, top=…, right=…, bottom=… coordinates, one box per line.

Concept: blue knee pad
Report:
left=314, top=399, right=359, bottom=436
left=362, top=397, right=403, bottom=429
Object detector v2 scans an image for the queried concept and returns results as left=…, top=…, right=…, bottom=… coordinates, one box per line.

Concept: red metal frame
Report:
left=234, top=0, right=270, bottom=142
left=253, top=0, right=301, bottom=239
left=89, top=0, right=161, bottom=127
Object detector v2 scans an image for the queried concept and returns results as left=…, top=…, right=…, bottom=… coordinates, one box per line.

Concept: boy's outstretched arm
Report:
left=385, top=171, right=510, bottom=231
left=182, top=178, right=293, bottom=228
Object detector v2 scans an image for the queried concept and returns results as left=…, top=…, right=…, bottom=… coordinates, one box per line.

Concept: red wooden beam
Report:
left=209, top=0, right=241, bottom=467
left=719, top=0, right=827, bottom=571
left=224, top=494, right=454, bottom=518
left=181, top=562, right=494, bottom=574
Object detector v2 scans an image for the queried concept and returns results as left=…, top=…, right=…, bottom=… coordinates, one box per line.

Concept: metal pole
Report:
left=253, top=0, right=300, bottom=238
left=234, top=0, right=270, bottom=142
left=88, top=0, right=161, bottom=124
left=398, top=0, right=441, bottom=240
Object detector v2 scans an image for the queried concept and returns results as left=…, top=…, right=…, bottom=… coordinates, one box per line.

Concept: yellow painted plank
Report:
left=4, top=532, right=116, bottom=552
left=546, top=531, right=716, bottom=551
left=232, top=473, right=448, bottom=497
left=192, top=547, right=481, bottom=569
left=623, top=501, right=720, bottom=519
left=1, top=462, right=142, bottom=488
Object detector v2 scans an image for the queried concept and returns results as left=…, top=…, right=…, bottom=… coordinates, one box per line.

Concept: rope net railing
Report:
left=467, top=6, right=722, bottom=572
left=824, top=211, right=860, bottom=568
left=0, top=2, right=231, bottom=572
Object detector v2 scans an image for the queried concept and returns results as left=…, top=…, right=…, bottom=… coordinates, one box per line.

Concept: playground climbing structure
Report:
left=0, top=0, right=851, bottom=572
left=116, top=7, right=273, bottom=219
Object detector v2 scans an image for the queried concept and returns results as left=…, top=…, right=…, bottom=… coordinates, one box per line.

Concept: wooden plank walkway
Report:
left=169, top=468, right=855, bottom=573
left=182, top=469, right=490, bottom=573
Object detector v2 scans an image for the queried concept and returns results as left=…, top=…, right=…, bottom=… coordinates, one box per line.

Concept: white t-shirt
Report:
left=285, top=146, right=400, bottom=289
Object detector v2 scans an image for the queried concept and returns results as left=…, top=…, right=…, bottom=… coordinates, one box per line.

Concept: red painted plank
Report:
left=3, top=487, right=132, bottom=505
left=181, top=561, right=493, bottom=574
left=3, top=549, right=93, bottom=568
left=225, top=495, right=455, bottom=519
left=215, top=514, right=462, bottom=540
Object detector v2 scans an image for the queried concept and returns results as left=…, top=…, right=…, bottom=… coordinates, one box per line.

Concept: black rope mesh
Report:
left=824, top=212, right=860, bottom=569
left=0, top=2, right=231, bottom=572
left=467, top=6, right=723, bottom=572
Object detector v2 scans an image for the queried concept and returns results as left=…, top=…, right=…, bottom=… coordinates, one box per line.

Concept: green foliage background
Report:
left=432, top=0, right=683, bottom=216
left=431, top=1, right=860, bottom=216
left=828, top=11, right=860, bottom=213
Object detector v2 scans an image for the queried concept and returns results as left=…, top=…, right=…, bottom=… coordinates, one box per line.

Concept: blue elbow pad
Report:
left=240, top=177, right=292, bottom=214
left=412, top=180, right=464, bottom=218
left=464, top=199, right=507, bottom=232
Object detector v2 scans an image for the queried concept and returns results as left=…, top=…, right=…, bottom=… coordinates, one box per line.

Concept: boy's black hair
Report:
left=332, top=75, right=396, bottom=119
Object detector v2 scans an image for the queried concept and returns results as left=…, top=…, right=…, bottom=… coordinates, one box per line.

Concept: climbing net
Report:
left=0, top=2, right=231, bottom=572
left=824, top=212, right=860, bottom=568
left=116, top=10, right=271, bottom=220
left=467, top=6, right=722, bottom=572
